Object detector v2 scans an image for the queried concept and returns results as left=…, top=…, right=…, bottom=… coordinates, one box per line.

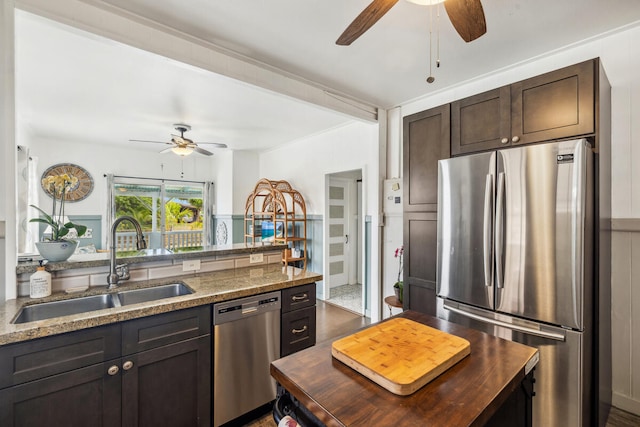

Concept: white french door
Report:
left=327, top=178, right=350, bottom=288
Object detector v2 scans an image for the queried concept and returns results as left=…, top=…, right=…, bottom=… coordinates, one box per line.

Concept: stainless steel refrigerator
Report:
left=436, top=139, right=595, bottom=427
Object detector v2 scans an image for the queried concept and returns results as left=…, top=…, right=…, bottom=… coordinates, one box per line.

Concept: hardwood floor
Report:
left=243, top=304, right=640, bottom=427
left=607, top=406, right=640, bottom=427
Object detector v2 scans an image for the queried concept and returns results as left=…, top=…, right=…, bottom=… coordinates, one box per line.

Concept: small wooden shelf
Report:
left=244, top=179, right=307, bottom=268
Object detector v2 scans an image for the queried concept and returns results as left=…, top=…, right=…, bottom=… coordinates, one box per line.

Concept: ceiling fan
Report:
left=130, top=124, right=228, bottom=157
left=336, top=0, right=487, bottom=46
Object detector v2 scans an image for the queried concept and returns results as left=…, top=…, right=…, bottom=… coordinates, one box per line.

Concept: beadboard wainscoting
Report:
left=611, top=219, right=640, bottom=415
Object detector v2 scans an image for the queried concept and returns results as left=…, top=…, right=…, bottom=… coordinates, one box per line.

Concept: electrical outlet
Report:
left=80, top=228, right=93, bottom=239
left=249, top=253, right=264, bottom=264
left=182, top=259, right=201, bottom=272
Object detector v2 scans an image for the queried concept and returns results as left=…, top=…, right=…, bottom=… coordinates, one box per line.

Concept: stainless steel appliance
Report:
left=436, top=139, right=596, bottom=427
left=213, top=291, right=281, bottom=427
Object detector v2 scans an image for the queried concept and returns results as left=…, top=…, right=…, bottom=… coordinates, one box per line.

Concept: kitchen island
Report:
left=271, top=310, right=539, bottom=427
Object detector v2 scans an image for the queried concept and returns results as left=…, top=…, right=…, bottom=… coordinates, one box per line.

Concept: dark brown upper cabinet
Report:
left=452, top=59, right=595, bottom=156
left=403, top=104, right=451, bottom=212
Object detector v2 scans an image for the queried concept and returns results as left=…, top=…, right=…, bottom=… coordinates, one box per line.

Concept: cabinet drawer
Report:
left=282, top=283, right=316, bottom=313
left=0, top=324, right=121, bottom=389
left=281, top=306, right=316, bottom=357
left=122, top=305, right=211, bottom=355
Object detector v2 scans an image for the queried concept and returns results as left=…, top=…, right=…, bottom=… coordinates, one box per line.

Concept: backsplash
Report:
left=16, top=250, right=283, bottom=297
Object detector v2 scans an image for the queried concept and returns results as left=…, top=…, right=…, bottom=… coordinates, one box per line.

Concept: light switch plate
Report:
left=249, top=253, right=264, bottom=264
left=182, top=259, right=201, bottom=271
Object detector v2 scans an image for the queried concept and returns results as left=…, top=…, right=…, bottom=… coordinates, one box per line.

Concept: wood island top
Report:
left=271, top=310, right=539, bottom=427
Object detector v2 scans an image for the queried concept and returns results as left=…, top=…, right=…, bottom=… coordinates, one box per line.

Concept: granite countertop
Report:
left=16, top=242, right=287, bottom=274
left=0, top=264, right=322, bottom=346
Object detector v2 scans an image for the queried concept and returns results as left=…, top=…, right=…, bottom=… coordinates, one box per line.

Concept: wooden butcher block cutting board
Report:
left=331, top=318, right=471, bottom=396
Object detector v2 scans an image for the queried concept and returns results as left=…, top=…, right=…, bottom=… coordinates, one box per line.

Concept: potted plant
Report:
left=393, top=246, right=403, bottom=303
left=30, top=173, right=87, bottom=262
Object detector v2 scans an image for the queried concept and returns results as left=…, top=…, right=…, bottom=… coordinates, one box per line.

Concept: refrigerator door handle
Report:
left=495, top=172, right=506, bottom=289
left=443, top=302, right=566, bottom=341
left=571, top=143, right=586, bottom=328
left=483, top=174, right=494, bottom=288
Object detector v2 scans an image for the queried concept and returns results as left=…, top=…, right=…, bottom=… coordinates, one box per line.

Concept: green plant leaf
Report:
left=29, top=204, right=53, bottom=224
left=65, top=222, right=87, bottom=237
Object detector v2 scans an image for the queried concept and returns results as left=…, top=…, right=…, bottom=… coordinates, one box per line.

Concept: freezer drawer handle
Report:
left=443, top=303, right=566, bottom=341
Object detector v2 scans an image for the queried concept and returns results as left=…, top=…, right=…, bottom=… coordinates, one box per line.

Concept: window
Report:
left=110, top=177, right=211, bottom=254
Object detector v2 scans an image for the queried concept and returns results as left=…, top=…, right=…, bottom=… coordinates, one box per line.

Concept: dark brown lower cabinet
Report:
left=281, top=283, right=317, bottom=357
left=0, top=362, right=121, bottom=426
left=122, top=335, right=211, bottom=427
left=0, top=306, right=211, bottom=427
left=403, top=212, right=438, bottom=315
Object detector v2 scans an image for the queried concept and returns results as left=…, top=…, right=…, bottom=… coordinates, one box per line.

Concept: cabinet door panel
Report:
left=403, top=104, right=450, bottom=212
left=122, top=305, right=210, bottom=355
left=451, top=86, right=511, bottom=155
left=511, top=59, right=594, bottom=145
left=0, top=362, right=120, bottom=427
left=0, top=324, right=120, bottom=389
left=121, top=335, right=211, bottom=427
left=404, top=212, right=437, bottom=315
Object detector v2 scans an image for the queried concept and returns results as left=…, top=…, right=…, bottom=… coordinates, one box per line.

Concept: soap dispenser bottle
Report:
left=30, top=261, right=52, bottom=298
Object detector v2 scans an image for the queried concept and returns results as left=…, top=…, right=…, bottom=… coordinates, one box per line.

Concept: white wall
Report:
left=258, top=121, right=382, bottom=320
left=398, top=24, right=640, bottom=415
left=1, top=0, right=16, bottom=301
left=232, top=151, right=259, bottom=214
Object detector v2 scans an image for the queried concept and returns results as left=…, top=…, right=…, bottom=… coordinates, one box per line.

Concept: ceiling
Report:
left=15, top=0, right=640, bottom=153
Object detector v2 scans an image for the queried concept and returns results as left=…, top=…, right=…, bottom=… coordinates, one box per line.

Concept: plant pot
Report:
left=394, top=285, right=403, bottom=303
left=35, top=240, right=79, bottom=262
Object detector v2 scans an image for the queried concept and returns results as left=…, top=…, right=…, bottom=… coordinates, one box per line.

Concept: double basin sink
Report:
left=12, top=283, right=193, bottom=324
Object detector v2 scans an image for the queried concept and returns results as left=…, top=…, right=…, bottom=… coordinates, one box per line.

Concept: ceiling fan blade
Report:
left=159, top=147, right=174, bottom=154
left=336, top=0, right=400, bottom=46
left=198, top=142, right=228, bottom=148
left=130, top=139, right=172, bottom=145
left=193, top=146, right=214, bottom=156
left=444, top=0, right=487, bottom=43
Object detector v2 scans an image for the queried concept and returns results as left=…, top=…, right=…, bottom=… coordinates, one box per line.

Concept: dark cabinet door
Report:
left=403, top=104, right=451, bottom=212
left=121, top=335, right=211, bottom=427
left=511, top=59, right=594, bottom=145
left=451, top=86, right=511, bottom=156
left=0, top=362, right=121, bottom=427
left=403, top=212, right=438, bottom=316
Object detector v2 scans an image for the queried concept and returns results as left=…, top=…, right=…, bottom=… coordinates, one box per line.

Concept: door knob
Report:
left=345, top=234, right=349, bottom=244
left=511, top=136, right=520, bottom=143
left=107, top=365, right=119, bottom=376
left=122, top=360, right=134, bottom=371
left=501, top=138, right=509, bottom=144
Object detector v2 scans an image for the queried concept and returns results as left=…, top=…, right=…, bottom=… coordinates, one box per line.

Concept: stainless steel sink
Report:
left=12, top=283, right=194, bottom=324
left=12, top=294, right=117, bottom=324
left=116, top=283, right=193, bottom=306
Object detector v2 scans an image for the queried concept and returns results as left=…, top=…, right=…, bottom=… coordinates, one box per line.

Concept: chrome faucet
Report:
left=107, top=216, right=147, bottom=289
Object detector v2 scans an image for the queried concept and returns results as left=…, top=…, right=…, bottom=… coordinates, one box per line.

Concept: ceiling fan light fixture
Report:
left=171, top=146, right=194, bottom=156
left=406, top=0, right=445, bottom=6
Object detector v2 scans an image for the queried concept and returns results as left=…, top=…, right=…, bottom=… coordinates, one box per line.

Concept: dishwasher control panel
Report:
left=213, top=291, right=282, bottom=325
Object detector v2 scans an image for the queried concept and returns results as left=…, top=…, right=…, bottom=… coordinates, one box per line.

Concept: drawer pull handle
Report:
left=292, top=294, right=308, bottom=301
left=122, top=360, right=134, bottom=371
left=107, top=365, right=119, bottom=376
left=292, top=325, right=308, bottom=334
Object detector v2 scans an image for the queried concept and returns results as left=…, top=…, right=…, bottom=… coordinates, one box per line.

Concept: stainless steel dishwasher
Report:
left=213, top=291, right=281, bottom=427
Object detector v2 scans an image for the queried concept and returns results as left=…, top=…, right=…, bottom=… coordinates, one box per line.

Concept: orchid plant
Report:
left=394, top=246, right=404, bottom=285
left=30, top=174, right=87, bottom=241
left=393, top=245, right=404, bottom=301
